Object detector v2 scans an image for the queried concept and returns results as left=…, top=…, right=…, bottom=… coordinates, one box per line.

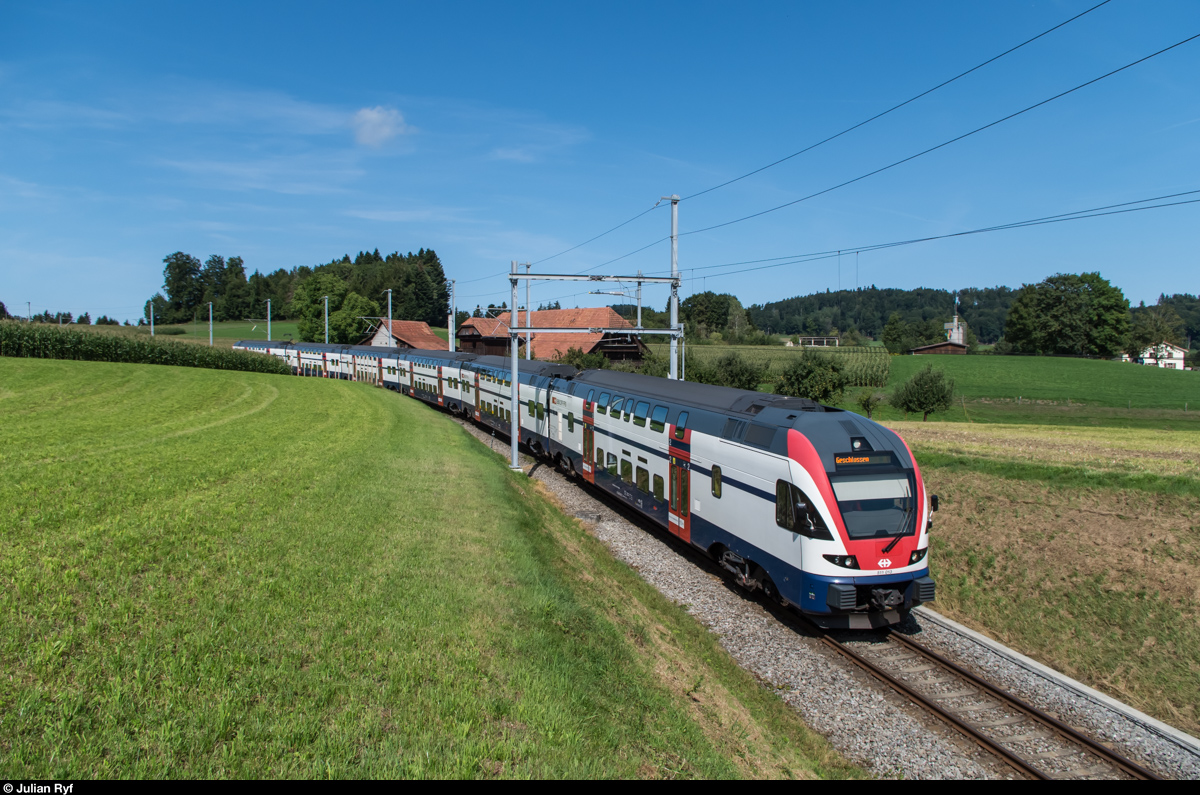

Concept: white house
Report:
left=1120, top=342, right=1190, bottom=369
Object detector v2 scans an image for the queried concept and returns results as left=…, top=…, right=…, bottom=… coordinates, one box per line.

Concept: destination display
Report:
left=833, top=451, right=896, bottom=468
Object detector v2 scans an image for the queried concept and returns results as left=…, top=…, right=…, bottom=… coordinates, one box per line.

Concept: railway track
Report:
left=821, top=627, right=1161, bottom=780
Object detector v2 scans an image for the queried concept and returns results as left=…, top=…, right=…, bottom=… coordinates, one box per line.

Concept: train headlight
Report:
left=909, top=548, right=928, bottom=565
left=823, top=554, right=860, bottom=570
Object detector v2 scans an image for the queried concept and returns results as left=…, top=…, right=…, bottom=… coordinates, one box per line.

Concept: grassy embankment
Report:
left=0, top=358, right=859, bottom=779
left=887, top=421, right=1200, bottom=735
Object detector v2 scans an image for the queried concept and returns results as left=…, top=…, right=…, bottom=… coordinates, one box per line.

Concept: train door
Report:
left=668, top=423, right=692, bottom=543
left=437, top=366, right=444, bottom=406
left=581, top=392, right=595, bottom=484
left=322, top=352, right=328, bottom=377
left=473, top=372, right=481, bottom=420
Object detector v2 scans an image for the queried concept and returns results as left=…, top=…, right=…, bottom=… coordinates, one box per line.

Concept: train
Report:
left=234, top=338, right=937, bottom=628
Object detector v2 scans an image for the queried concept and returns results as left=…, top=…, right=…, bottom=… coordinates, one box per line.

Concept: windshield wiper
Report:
left=882, top=534, right=903, bottom=554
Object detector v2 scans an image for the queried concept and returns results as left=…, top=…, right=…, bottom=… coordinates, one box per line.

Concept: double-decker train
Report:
left=235, top=338, right=937, bottom=628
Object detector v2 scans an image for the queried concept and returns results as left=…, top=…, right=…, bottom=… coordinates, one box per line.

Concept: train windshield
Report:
left=829, top=473, right=914, bottom=539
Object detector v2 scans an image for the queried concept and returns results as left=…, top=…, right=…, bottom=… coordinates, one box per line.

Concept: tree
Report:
left=292, top=272, right=350, bottom=342
left=710, top=351, right=769, bottom=390
left=162, top=252, right=203, bottom=323
left=221, top=256, right=250, bottom=320
left=881, top=313, right=908, bottom=354
left=554, top=347, right=609, bottom=370
left=0, top=300, right=7, bottom=320
left=76, top=312, right=92, bottom=325
left=1004, top=272, right=1129, bottom=357
left=775, top=352, right=846, bottom=404
left=892, top=365, right=955, bottom=421
left=1126, top=302, right=1185, bottom=361
left=328, top=292, right=380, bottom=344
left=856, top=390, right=883, bottom=419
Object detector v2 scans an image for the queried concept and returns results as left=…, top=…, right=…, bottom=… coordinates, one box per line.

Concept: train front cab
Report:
left=779, top=429, right=936, bottom=628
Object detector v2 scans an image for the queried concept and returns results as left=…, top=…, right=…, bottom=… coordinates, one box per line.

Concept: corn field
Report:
left=0, top=321, right=292, bottom=376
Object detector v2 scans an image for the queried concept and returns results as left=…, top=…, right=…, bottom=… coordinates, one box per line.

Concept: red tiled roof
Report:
left=372, top=320, right=445, bottom=350
left=460, top=308, right=641, bottom=360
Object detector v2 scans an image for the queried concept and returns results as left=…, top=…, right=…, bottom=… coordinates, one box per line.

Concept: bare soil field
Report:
left=885, top=421, right=1200, bottom=734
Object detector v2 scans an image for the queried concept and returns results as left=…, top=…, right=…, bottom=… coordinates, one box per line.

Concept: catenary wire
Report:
left=516, top=2, right=1113, bottom=273
left=681, top=0, right=1115, bottom=202
left=681, top=32, right=1200, bottom=238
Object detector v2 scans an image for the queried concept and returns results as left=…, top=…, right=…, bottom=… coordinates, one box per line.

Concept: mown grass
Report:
left=895, top=421, right=1200, bottom=734
left=0, top=358, right=859, bottom=779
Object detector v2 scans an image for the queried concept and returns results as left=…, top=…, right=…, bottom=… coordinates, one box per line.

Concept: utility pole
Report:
left=323, top=296, right=329, bottom=344
left=636, top=270, right=643, bottom=329
left=663, top=194, right=680, bottom=380
left=509, top=261, right=521, bottom=471
left=447, top=279, right=456, bottom=352
left=27, top=301, right=31, bottom=322
left=267, top=299, right=271, bottom=341
left=525, top=262, right=532, bottom=360
left=150, top=300, right=155, bottom=336
left=384, top=289, right=393, bottom=347
left=208, top=302, right=213, bottom=346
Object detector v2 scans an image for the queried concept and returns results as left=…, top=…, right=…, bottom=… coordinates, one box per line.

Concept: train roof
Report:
left=571, top=369, right=824, bottom=416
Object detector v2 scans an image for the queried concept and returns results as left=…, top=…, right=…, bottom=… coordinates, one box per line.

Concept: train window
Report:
left=623, top=400, right=634, bottom=421
left=536, top=404, right=544, bottom=420
left=669, top=469, right=678, bottom=510
left=674, top=412, right=688, bottom=440
left=597, top=447, right=605, bottom=466
left=621, top=459, right=633, bottom=485
left=597, top=393, right=611, bottom=414
left=633, top=401, right=649, bottom=427
left=712, top=466, right=723, bottom=498
left=607, top=453, right=618, bottom=476
left=567, top=412, right=575, bottom=433
left=610, top=396, right=623, bottom=415
left=775, top=481, right=832, bottom=539
left=680, top=469, right=689, bottom=517
left=650, top=405, right=668, bottom=433
left=653, top=475, right=664, bottom=501
left=528, top=399, right=535, bottom=417
left=506, top=409, right=511, bottom=422
left=636, top=467, right=649, bottom=494
left=745, top=424, right=776, bottom=449
left=586, top=389, right=595, bottom=406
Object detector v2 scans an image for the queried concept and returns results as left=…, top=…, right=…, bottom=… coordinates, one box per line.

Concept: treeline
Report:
left=0, top=321, right=291, bottom=375
left=749, top=286, right=1015, bottom=343
left=0, top=302, right=125, bottom=327
left=147, top=248, right=451, bottom=342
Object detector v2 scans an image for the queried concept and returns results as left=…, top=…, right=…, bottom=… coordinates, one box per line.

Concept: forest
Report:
left=136, top=249, right=451, bottom=342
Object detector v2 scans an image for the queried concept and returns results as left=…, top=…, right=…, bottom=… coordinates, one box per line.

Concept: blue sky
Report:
left=2, top=0, right=1198, bottom=323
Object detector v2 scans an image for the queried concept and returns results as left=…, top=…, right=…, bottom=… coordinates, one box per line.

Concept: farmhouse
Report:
left=1120, top=342, right=1190, bottom=369
left=363, top=320, right=446, bottom=350
left=456, top=307, right=649, bottom=362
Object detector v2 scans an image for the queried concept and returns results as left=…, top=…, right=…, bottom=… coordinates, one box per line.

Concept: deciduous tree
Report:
left=892, top=364, right=955, bottom=421
left=776, top=352, right=846, bottom=404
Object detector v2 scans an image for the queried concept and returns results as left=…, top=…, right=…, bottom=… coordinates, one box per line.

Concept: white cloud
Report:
left=352, top=106, right=409, bottom=147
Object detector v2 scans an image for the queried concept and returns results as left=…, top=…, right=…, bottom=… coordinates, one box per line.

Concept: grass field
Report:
left=649, top=343, right=1200, bottom=429
left=0, top=358, right=858, bottom=779
left=888, top=421, right=1200, bottom=734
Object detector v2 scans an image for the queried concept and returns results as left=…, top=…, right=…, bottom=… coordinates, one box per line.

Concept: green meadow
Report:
left=0, top=358, right=857, bottom=779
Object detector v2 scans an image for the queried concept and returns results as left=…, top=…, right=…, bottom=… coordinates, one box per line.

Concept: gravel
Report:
left=453, top=417, right=1200, bottom=779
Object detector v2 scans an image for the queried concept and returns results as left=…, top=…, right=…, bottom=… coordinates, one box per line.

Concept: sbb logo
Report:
left=877, top=558, right=892, bottom=568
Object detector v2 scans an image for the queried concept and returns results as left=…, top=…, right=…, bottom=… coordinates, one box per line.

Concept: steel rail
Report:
left=885, top=630, right=1160, bottom=780
left=819, top=632, right=1047, bottom=779
left=817, top=626, right=1160, bottom=780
